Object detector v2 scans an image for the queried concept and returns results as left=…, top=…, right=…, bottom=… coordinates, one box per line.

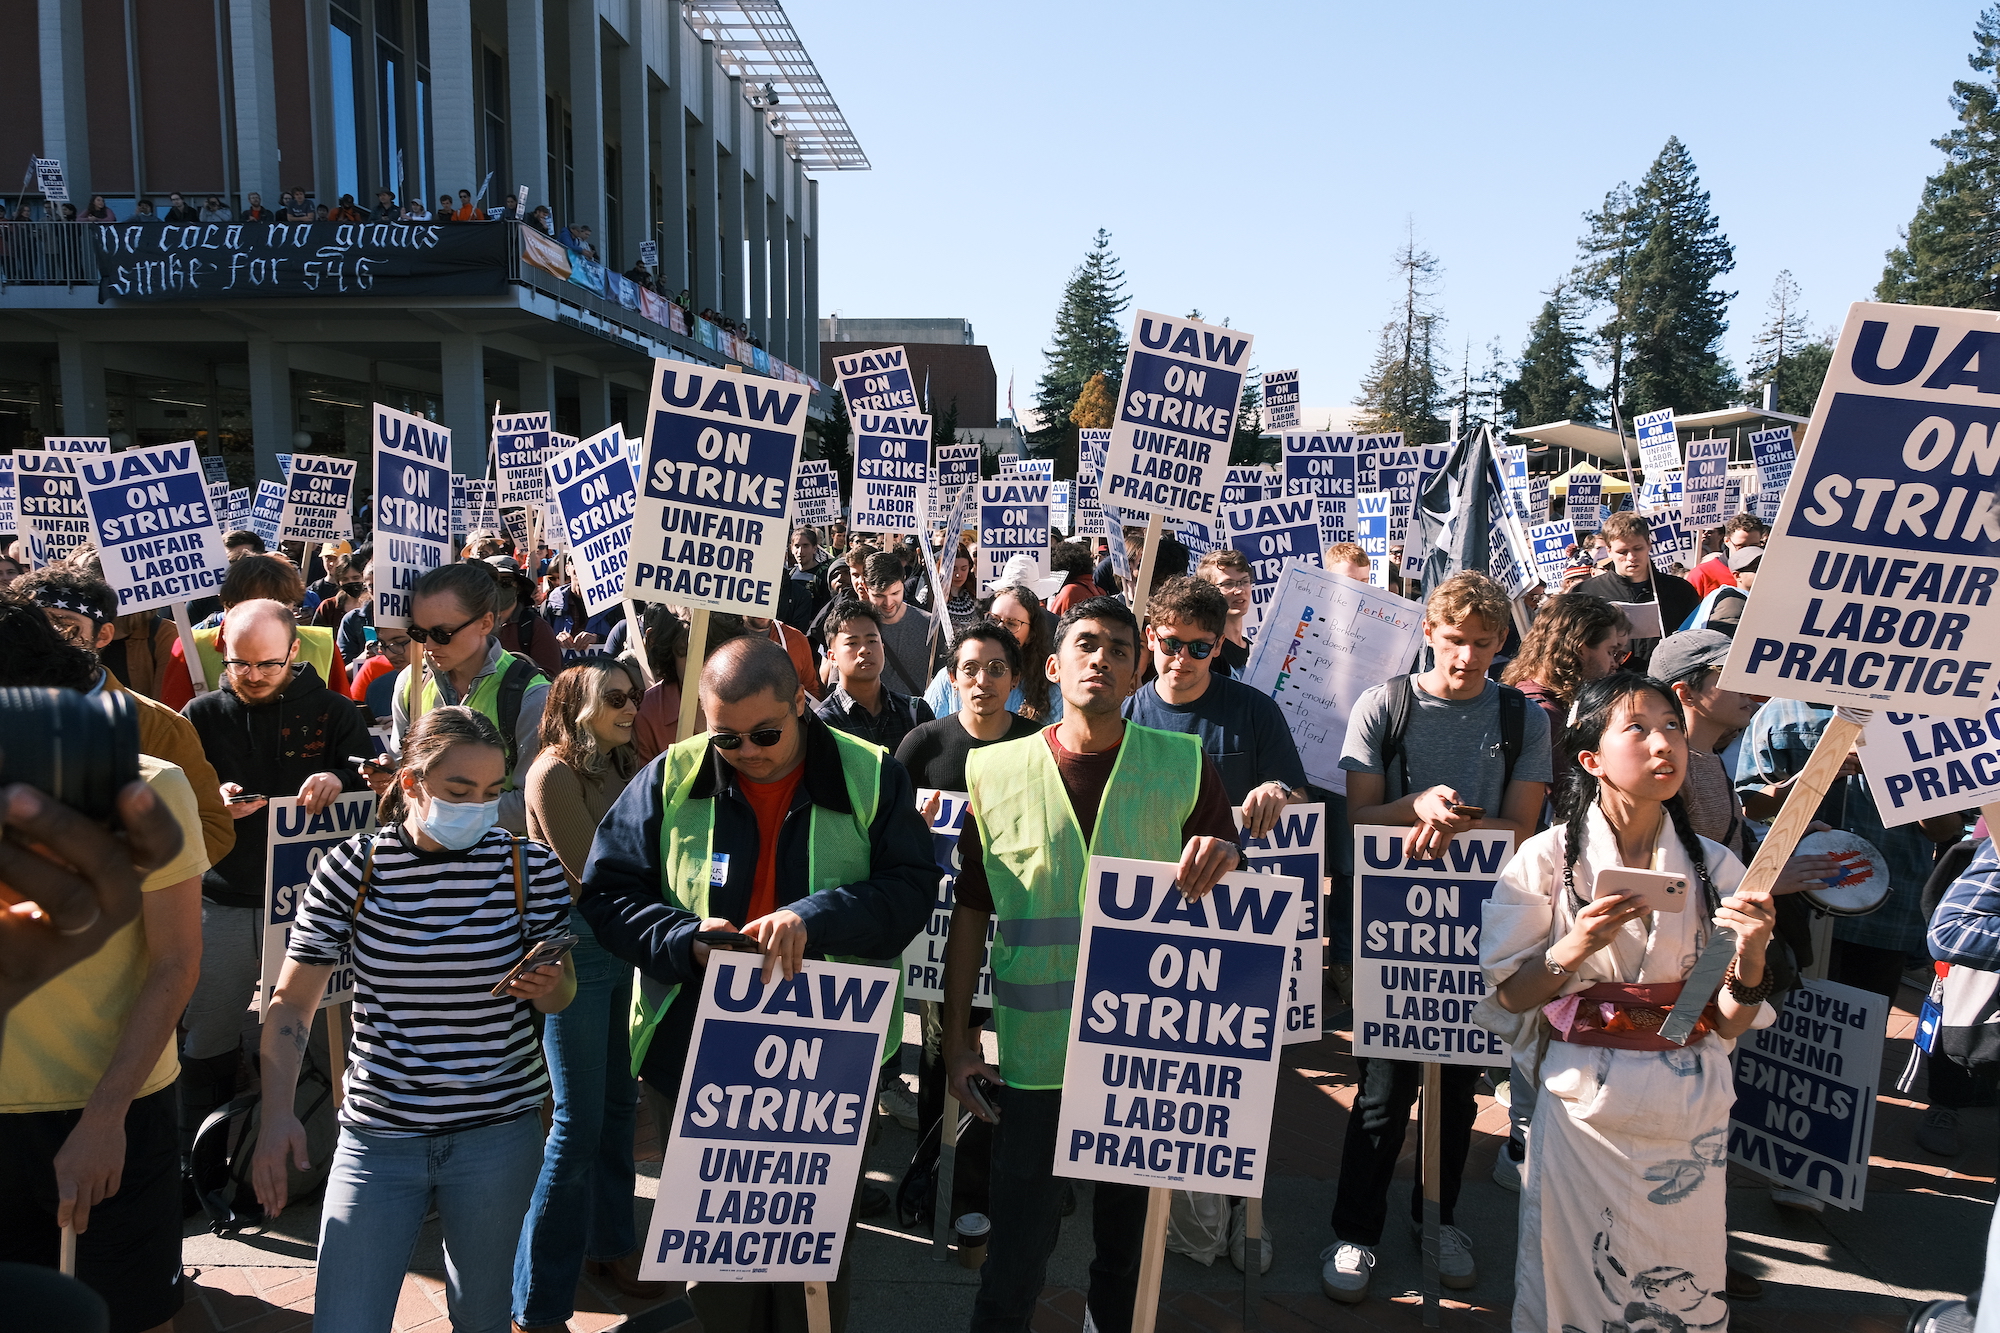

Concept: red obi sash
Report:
left=1544, top=981, right=1713, bottom=1050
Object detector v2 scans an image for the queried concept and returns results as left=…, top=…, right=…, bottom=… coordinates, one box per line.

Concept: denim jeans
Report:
left=316, top=1111, right=544, bottom=1333
left=512, top=921, right=640, bottom=1325
left=971, top=1086, right=1150, bottom=1333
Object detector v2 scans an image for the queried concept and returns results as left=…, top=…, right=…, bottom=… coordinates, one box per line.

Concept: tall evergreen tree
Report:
left=1744, top=272, right=1822, bottom=413
left=1573, top=183, right=1644, bottom=411
left=1231, top=370, right=1267, bottom=464
left=1623, top=137, right=1739, bottom=415
left=1032, top=229, right=1131, bottom=471
left=823, top=389, right=854, bottom=497
left=1352, top=236, right=1451, bottom=443
left=931, top=395, right=960, bottom=453
left=1879, top=7, right=2000, bottom=307
left=1503, top=283, right=1602, bottom=426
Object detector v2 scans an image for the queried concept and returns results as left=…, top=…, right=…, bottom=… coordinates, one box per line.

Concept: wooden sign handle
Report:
left=1131, top=1184, right=1171, bottom=1333
left=933, top=1105, right=958, bottom=1261
left=173, top=602, right=209, bottom=694
left=624, top=599, right=656, bottom=687
left=1127, top=511, right=1166, bottom=626
left=804, top=1279, right=832, bottom=1333
left=677, top=608, right=709, bottom=743
left=1242, top=1196, right=1262, bottom=1328
left=1738, top=712, right=1866, bottom=902
left=59, top=1223, right=76, bottom=1276
left=1420, top=1061, right=1442, bottom=1327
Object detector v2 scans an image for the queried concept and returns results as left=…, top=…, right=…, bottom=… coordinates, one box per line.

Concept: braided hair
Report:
left=1556, top=671, right=1719, bottom=926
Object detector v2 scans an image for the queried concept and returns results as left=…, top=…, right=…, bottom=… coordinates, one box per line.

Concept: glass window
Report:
left=329, top=20, right=362, bottom=203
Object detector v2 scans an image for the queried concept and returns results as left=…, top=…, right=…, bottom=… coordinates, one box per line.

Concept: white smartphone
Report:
left=1593, top=865, right=1689, bottom=914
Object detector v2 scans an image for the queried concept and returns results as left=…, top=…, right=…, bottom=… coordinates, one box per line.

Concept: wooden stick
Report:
left=1739, top=713, right=1867, bottom=902
left=173, top=602, right=209, bottom=694
left=624, top=599, right=655, bottom=686
left=803, top=1279, right=832, bottom=1333
left=1127, top=511, right=1166, bottom=627
left=1421, top=1061, right=1442, bottom=1328
left=59, top=1224, right=76, bottom=1276
left=301, top=541, right=319, bottom=595
left=677, top=607, right=709, bottom=743
left=1131, top=1185, right=1171, bottom=1333
left=325, top=1003, right=347, bottom=1109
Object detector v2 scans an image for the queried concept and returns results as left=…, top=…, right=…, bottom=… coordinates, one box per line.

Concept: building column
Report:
left=577, top=370, right=610, bottom=435
left=38, top=0, right=92, bottom=197
left=655, top=6, right=687, bottom=296
left=746, top=126, right=768, bottom=348
left=617, top=14, right=647, bottom=276
left=567, top=0, right=605, bottom=239
left=803, top=176, right=819, bottom=371
left=440, top=334, right=488, bottom=475
left=429, top=0, right=479, bottom=203
left=245, top=335, right=291, bottom=481
left=228, top=0, right=281, bottom=204
left=689, top=42, right=718, bottom=312
left=506, top=0, right=548, bottom=212
left=785, top=152, right=806, bottom=370
left=56, top=334, right=106, bottom=435
left=718, top=75, right=744, bottom=321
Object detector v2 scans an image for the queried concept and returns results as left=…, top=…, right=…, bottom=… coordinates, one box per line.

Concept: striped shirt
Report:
left=288, top=821, right=570, bottom=1134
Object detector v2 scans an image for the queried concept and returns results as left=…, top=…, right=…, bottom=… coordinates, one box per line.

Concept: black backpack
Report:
left=188, top=1026, right=340, bottom=1233
left=1377, top=674, right=1527, bottom=803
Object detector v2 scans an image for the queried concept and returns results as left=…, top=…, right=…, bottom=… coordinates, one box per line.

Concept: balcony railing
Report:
left=0, top=222, right=102, bottom=286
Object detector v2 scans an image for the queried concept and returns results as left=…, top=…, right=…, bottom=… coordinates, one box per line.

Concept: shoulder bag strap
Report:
left=512, top=836, right=526, bottom=917
left=350, top=835, right=377, bottom=920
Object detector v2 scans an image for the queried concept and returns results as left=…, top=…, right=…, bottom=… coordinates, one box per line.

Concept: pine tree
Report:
left=1231, top=371, right=1266, bottom=464
left=931, top=395, right=960, bottom=453
left=1624, top=137, right=1739, bottom=415
left=1744, top=271, right=1818, bottom=411
left=1032, top=229, right=1131, bottom=473
left=822, top=389, right=854, bottom=497
left=1503, top=283, right=1602, bottom=426
left=1352, top=235, right=1450, bottom=443
left=1573, top=183, right=1644, bottom=410
left=1879, top=7, right=2000, bottom=307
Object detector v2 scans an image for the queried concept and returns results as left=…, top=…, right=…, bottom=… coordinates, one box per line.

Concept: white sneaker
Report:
left=1410, top=1220, right=1478, bottom=1289
left=877, top=1076, right=918, bottom=1130
left=1770, top=1185, right=1825, bottom=1214
left=1229, top=1202, right=1273, bottom=1274
left=1491, top=1149, right=1522, bottom=1194
left=1320, top=1242, right=1374, bottom=1303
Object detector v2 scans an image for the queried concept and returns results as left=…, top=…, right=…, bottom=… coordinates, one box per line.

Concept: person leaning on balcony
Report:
left=530, top=203, right=555, bottom=234
left=283, top=190, right=315, bottom=223
left=402, top=196, right=433, bottom=222
left=131, top=199, right=162, bottom=224
left=453, top=189, right=482, bottom=222
left=198, top=196, right=232, bottom=223
left=163, top=192, right=199, bottom=224
left=371, top=189, right=400, bottom=221
left=81, top=195, right=114, bottom=222
left=329, top=194, right=365, bottom=222
left=239, top=192, right=271, bottom=222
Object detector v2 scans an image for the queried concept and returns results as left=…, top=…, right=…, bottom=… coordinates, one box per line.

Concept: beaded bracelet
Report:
left=1723, top=957, right=1776, bottom=1006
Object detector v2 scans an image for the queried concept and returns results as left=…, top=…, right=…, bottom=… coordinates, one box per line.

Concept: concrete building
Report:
left=0, top=0, right=864, bottom=482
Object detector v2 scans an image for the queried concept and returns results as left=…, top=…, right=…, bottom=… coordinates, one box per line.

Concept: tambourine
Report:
left=1796, top=829, right=1891, bottom=917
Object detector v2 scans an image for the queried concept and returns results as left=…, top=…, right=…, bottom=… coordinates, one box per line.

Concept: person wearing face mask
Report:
left=250, top=707, right=576, bottom=1333
left=177, top=600, right=370, bottom=1208
left=376, top=562, right=551, bottom=835
left=513, top=660, right=663, bottom=1330
left=580, top=635, right=935, bottom=1333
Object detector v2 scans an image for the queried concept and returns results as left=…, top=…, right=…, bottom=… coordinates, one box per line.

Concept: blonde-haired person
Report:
left=514, top=660, right=664, bottom=1327
left=252, top=707, right=575, bottom=1333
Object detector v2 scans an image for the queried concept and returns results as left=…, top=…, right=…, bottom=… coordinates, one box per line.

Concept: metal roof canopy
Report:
left=683, top=1, right=870, bottom=171
left=1511, top=406, right=1814, bottom=467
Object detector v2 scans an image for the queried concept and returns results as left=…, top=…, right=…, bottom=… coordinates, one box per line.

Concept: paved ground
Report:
left=171, top=978, right=1991, bottom=1331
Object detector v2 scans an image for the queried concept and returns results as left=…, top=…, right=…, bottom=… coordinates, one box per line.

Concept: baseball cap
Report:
left=1650, top=628, right=1733, bottom=683
left=1728, top=544, right=1764, bottom=572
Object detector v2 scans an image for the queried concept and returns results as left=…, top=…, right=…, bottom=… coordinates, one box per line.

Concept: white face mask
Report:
left=418, top=791, right=500, bottom=850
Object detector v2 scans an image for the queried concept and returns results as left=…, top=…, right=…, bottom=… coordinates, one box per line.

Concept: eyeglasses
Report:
left=711, top=725, right=787, bottom=750
left=1157, top=636, right=1217, bottom=660
left=406, top=615, right=483, bottom=645
left=600, top=689, right=638, bottom=709
left=993, top=615, right=1032, bottom=636
left=378, top=636, right=412, bottom=653
left=1213, top=578, right=1254, bottom=593
left=955, top=658, right=1015, bottom=680
left=223, top=650, right=294, bottom=675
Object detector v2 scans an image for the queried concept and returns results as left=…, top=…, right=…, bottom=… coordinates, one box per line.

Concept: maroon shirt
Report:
left=954, top=724, right=1239, bottom=913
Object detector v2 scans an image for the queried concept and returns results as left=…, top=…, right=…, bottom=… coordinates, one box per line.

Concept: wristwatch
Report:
left=1543, top=949, right=1571, bottom=977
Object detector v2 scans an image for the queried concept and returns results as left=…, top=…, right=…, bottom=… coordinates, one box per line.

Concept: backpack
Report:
left=188, top=1029, right=339, bottom=1234
left=1378, top=674, right=1527, bottom=803
left=492, top=654, right=541, bottom=775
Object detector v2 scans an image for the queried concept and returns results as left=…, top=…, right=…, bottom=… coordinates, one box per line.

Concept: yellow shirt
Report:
left=0, top=755, right=210, bottom=1113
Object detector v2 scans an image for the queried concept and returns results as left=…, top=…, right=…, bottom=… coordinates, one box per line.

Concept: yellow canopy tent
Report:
left=1548, top=463, right=1635, bottom=496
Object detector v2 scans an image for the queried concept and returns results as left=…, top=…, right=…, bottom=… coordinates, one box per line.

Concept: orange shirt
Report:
left=738, top=765, right=804, bottom=924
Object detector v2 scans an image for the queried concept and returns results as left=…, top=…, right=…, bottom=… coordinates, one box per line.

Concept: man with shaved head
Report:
left=581, top=633, right=936, bottom=1333
left=178, top=599, right=371, bottom=1173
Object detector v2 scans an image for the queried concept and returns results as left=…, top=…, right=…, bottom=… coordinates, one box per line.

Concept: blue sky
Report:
left=791, top=0, right=1976, bottom=430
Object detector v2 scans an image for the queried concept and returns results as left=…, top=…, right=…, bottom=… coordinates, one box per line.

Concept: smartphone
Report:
left=1449, top=803, right=1485, bottom=819
left=225, top=793, right=266, bottom=804
left=491, top=933, right=580, bottom=996
left=1593, top=866, right=1689, bottom=914
left=348, top=754, right=390, bottom=771
left=696, top=928, right=763, bottom=953
left=963, top=1074, right=1002, bottom=1123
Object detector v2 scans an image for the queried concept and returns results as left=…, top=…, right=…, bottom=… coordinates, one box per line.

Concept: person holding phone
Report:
left=1479, top=672, right=1777, bottom=1333
left=251, top=707, right=575, bottom=1333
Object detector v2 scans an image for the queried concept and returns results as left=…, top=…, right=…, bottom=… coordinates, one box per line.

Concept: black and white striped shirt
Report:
left=289, top=821, right=571, bottom=1134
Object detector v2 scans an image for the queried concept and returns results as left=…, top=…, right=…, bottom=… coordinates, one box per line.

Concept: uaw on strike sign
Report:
left=642, top=957, right=894, bottom=1281
left=77, top=443, right=231, bottom=613
left=1720, top=302, right=2000, bottom=720
left=1100, top=311, right=1255, bottom=524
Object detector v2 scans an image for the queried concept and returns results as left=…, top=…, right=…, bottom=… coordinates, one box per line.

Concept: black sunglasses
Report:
left=711, top=725, right=787, bottom=750
left=600, top=689, right=638, bottom=709
left=1158, top=635, right=1216, bottom=660
left=406, top=614, right=483, bottom=645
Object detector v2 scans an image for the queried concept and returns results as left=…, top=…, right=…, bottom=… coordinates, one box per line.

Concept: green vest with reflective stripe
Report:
left=628, top=726, right=899, bottom=1076
left=965, top=723, right=1203, bottom=1089
left=397, top=650, right=548, bottom=791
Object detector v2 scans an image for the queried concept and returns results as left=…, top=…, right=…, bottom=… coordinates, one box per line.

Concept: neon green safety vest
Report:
left=395, top=650, right=548, bottom=790
left=629, top=725, right=901, bottom=1076
left=964, top=724, right=1203, bottom=1089
left=197, top=623, right=339, bottom=692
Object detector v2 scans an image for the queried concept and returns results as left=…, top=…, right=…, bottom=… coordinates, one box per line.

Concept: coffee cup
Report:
left=953, top=1211, right=991, bottom=1269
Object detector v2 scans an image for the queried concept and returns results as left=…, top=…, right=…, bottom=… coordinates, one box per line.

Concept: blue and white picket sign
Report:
left=1234, top=804, right=1326, bottom=1045
left=1526, top=472, right=1551, bottom=526
left=1634, top=406, right=1680, bottom=475
left=1077, top=429, right=1111, bottom=476
left=276, top=453, right=293, bottom=482
left=629, top=362, right=806, bottom=616
left=1648, top=513, right=1693, bottom=571
left=852, top=411, right=931, bottom=531
left=1376, top=443, right=1453, bottom=541
left=1075, top=468, right=1106, bottom=539
left=548, top=426, right=636, bottom=615
left=937, top=442, right=981, bottom=500
left=16, top=451, right=90, bottom=568
left=494, top=411, right=553, bottom=509
left=207, top=482, right=231, bottom=536
left=462, top=478, right=498, bottom=535
left=833, top=345, right=919, bottom=416
left=790, top=460, right=842, bottom=529
left=1685, top=438, right=1731, bottom=529
left=1053, top=856, right=1301, bottom=1196
left=0, top=455, right=16, bottom=534
left=248, top=479, right=286, bottom=549
left=1051, top=480, right=1073, bottom=534
left=1101, top=310, right=1255, bottom=524
left=1566, top=467, right=1604, bottom=537
left=77, top=442, right=230, bottom=614
left=1484, top=485, right=1538, bottom=598
left=1282, top=432, right=1356, bottom=546
left=1527, top=519, right=1574, bottom=588
left=372, top=403, right=452, bottom=628
left=1013, top=458, right=1055, bottom=481
left=42, top=436, right=112, bottom=454
left=1497, top=443, right=1530, bottom=526
left=1355, top=490, right=1392, bottom=587
left=901, top=790, right=993, bottom=1004
left=1638, top=469, right=1684, bottom=518
left=1719, top=303, right=2000, bottom=719
left=202, top=454, right=230, bottom=486
left=1261, top=368, right=1301, bottom=431
left=1222, top=467, right=1269, bottom=507
left=997, top=453, right=1020, bottom=474
left=1727, top=977, right=1884, bottom=1210
left=1858, top=706, right=2000, bottom=826
left=641, top=956, right=895, bottom=1281
left=1352, top=826, right=1515, bottom=1064
left=1748, top=425, right=1796, bottom=501
left=1225, top=496, right=1324, bottom=638
left=278, top=454, right=357, bottom=543
left=258, top=793, right=372, bottom=1012
left=226, top=486, right=251, bottom=535
left=450, top=474, right=466, bottom=535
left=977, top=478, right=1050, bottom=588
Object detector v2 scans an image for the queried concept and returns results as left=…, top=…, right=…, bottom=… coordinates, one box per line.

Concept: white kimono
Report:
left=1480, top=808, right=1775, bottom=1333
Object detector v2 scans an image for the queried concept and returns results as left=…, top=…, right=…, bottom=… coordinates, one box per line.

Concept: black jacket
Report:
left=578, top=709, right=935, bottom=1089
left=183, top=663, right=372, bottom=908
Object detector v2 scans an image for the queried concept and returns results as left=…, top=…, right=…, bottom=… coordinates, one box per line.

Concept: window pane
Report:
left=330, top=23, right=361, bottom=203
